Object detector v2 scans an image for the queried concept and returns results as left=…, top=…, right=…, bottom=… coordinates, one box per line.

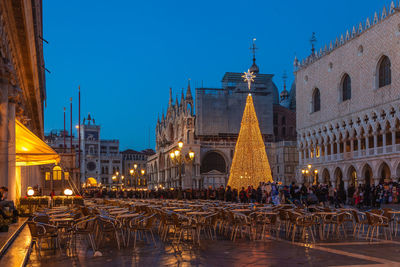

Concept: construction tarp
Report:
left=16, top=120, right=60, bottom=166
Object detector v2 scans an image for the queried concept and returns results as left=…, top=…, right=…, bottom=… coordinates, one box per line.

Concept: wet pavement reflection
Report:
left=27, top=233, right=400, bottom=267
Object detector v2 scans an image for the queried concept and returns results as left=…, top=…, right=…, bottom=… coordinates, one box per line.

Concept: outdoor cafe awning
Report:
left=16, top=120, right=60, bottom=166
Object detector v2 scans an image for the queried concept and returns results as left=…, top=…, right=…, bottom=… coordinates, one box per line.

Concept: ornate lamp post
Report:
left=301, top=164, right=318, bottom=185
left=130, top=164, right=146, bottom=191
left=112, top=171, right=124, bottom=187
left=169, top=141, right=195, bottom=189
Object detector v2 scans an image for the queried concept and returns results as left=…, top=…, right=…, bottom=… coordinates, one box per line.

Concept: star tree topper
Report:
left=242, top=69, right=256, bottom=90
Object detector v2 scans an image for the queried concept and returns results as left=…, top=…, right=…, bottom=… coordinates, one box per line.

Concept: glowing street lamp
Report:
left=64, top=188, right=73, bottom=196
left=27, top=187, right=34, bottom=197
left=169, top=141, right=195, bottom=189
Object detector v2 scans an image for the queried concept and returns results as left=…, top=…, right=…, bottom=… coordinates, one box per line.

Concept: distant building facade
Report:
left=295, top=2, right=400, bottom=188
left=148, top=57, right=297, bottom=189
left=46, top=114, right=122, bottom=186
left=121, top=149, right=155, bottom=187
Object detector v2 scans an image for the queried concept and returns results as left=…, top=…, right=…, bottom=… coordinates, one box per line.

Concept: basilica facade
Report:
left=295, top=2, right=400, bottom=188
left=147, top=59, right=297, bottom=189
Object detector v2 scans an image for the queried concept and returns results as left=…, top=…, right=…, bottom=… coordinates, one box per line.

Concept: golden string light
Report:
left=227, top=71, right=273, bottom=189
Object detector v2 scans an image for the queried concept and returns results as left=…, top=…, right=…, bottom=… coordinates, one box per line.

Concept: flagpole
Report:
left=63, top=107, right=66, bottom=152
left=70, top=97, right=73, bottom=150
left=78, top=86, right=81, bottom=189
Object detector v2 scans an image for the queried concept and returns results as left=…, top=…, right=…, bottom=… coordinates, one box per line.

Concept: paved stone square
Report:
left=26, top=233, right=400, bottom=267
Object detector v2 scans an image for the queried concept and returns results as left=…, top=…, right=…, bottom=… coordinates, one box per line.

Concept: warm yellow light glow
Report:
left=141, top=169, right=145, bottom=175
left=189, top=151, right=195, bottom=160
left=21, top=146, right=29, bottom=151
left=170, top=152, right=175, bottom=159
left=306, top=170, right=309, bottom=174
left=130, top=169, right=134, bottom=175
left=75, top=125, right=79, bottom=129
left=227, top=93, right=273, bottom=189
left=116, top=171, right=119, bottom=176
left=27, top=188, right=34, bottom=196
left=134, top=164, right=138, bottom=169
left=64, top=188, right=73, bottom=196
left=178, top=141, right=183, bottom=149
left=174, top=150, right=180, bottom=157
left=121, top=175, right=124, bottom=179
left=314, top=169, right=318, bottom=174
left=308, top=164, right=312, bottom=169
left=112, top=175, right=116, bottom=180
left=302, top=169, right=305, bottom=174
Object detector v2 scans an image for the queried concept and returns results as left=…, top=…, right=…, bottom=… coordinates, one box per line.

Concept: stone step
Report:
left=0, top=217, right=28, bottom=259
left=0, top=224, right=32, bottom=267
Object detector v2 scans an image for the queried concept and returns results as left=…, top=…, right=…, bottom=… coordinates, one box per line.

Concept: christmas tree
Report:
left=227, top=71, right=273, bottom=189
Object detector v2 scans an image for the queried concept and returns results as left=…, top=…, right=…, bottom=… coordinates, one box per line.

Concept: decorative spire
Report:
left=390, top=1, right=395, bottom=14
left=186, top=79, right=193, bottom=100
left=181, top=88, right=185, bottom=104
left=373, top=12, right=379, bottom=24
left=175, top=94, right=179, bottom=108
left=168, top=87, right=173, bottom=106
left=280, top=70, right=289, bottom=101
left=310, top=32, right=317, bottom=55
left=365, top=18, right=370, bottom=29
left=382, top=6, right=387, bottom=19
left=249, top=38, right=259, bottom=73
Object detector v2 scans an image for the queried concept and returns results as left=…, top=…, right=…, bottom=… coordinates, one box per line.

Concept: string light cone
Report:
left=227, top=71, right=273, bottom=189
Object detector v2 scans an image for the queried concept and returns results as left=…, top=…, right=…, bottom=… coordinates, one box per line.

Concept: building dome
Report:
left=249, top=62, right=259, bottom=74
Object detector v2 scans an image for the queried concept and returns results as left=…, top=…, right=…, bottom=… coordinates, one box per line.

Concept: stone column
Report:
left=0, top=67, right=10, bottom=189
left=383, top=131, right=386, bottom=153
left=366, top=135, right=369, bottom=150
left=350, top=138, right=354, bottom=153
left=373, top=132, right=378, bottom=154
left=8, top=86, right=18, bottom=203
left=392, top=128, right=396, bottom=149
left=324, top=145, right=328, bottom=159
left=336, top=142, right=340, bottom=154
left=330, top=142, right=334, bottom=155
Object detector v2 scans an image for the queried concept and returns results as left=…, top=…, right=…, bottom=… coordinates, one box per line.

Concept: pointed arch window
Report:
left=342, top=74, right=351, bottom=101
left=378, top=56, right=391, bottom=88
left=312, top=88, right=321, bottom=112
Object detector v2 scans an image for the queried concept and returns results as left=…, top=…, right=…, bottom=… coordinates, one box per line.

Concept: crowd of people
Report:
left=82, top=180, right=400, bottom=209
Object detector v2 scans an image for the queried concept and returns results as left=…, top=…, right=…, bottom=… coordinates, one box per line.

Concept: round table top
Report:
left=173, top=209, right=192, bottom=212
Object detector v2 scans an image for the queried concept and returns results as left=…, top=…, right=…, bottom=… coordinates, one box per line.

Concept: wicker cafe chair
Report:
left=365, top=212, right=391, bottom=241
left=96, top=216, right=122, bottom=250
left=27, top=221, right=61, bottom=257
left=329, top=212, right=348, bottom=239
left=68, top=217, right=97, bottom=253
left=351, top=210, right=368, bottom=238
left=128, top=214, right=157, bottom=248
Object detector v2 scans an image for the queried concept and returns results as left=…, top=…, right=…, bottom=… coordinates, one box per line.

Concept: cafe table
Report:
left=173, top=209, right=192, bottom=213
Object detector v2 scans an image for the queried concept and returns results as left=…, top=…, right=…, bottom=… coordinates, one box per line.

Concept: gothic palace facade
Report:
left=296, top=2, right=400, bottom=188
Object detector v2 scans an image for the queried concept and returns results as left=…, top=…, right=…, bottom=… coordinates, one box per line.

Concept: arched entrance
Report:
left=86, top=177, right=97, bottom=187
left=377, top=162, right=391, bottom=184
left=334, top=167, right=343, bottom=189
left=361, top=164, right=373, bottom=186
left=347, top=165, right=357, bottom=186
left=322, top=169, right=330, bottom=185
left=200, top=152, right=227, bottom=174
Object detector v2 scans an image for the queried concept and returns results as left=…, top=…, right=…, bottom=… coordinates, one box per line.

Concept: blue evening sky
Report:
left=43, top=0, right=391, bottom=150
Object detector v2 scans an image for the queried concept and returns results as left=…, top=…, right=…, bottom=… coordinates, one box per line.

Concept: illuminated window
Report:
left=64, top=172, right=69, bottom=180
left=316, top=146, right=321, bottom=158
left=45, top=172, right=50, bottom=181
left=53, top=165, right=62, bottom=180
